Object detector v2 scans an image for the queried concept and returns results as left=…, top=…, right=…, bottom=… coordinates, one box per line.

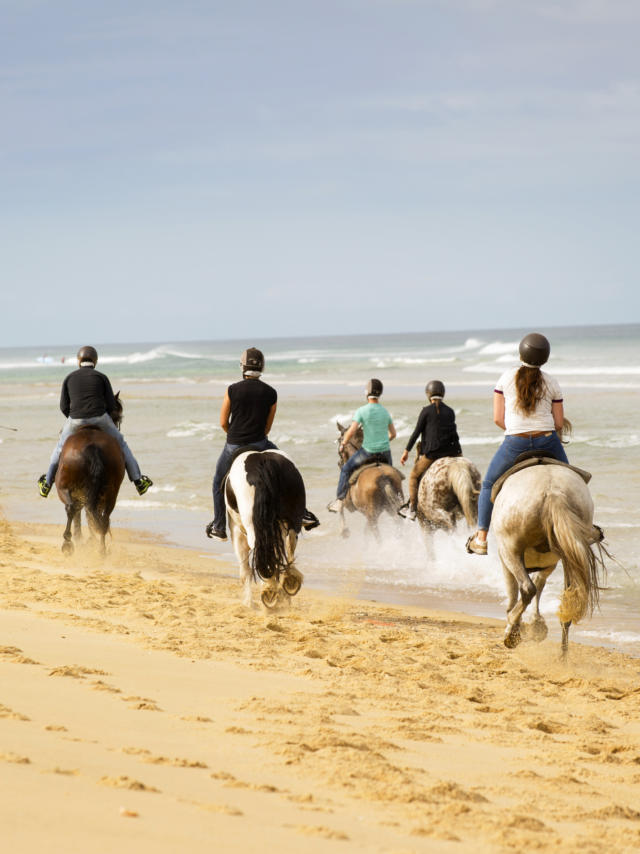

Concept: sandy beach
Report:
left=1, top=515, right=639, bottom=853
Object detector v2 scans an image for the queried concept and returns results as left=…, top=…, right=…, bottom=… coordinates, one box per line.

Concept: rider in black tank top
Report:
left=226, top=379, right=277, bottom=445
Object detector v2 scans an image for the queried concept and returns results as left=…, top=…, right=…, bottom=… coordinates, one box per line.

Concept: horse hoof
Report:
left=341, top=529, right=350, bottom=539
left=61, top=540, right=74, bottom=555
left=261, top=587, right=279, bottom=608
left=504, top=625, right=521, bottom=649
left=528, top=617, right=548, bottom=643
left=282, top=572, right=302, bottom=597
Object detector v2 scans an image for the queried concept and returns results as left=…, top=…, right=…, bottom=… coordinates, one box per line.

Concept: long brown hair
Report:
left=514, top=366, right=548, bottom=415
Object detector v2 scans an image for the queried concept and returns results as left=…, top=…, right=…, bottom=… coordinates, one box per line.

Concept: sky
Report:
left=2, top=0, right=639, bottom=347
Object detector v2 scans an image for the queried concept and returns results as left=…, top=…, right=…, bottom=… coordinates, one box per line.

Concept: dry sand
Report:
left=0, top=515, right=639, bottom=854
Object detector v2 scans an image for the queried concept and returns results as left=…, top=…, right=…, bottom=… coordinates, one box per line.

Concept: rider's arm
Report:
left=103, top=375, right=118, bottom=416
left=60, top=378, right=71, bottom=417
left=340, top=421, right=359, bottom=448
left=552, top=401, right=564, bottom=432
left=493, top=392, right=506, bottom=430
left=265, top=402, right=277, bottom=436
left=388, top=421, right=397, bottom=441
left=219, top=391, right=231, bottom=434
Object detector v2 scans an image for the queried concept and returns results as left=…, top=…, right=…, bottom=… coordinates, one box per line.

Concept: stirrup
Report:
left=302, top=509, right=320, bottom=531
left=465, top=534, right=488, bottom=555
left=134, top=475, right=153, bottom=496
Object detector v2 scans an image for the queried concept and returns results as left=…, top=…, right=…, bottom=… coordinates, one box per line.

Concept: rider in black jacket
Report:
left=400, top=381, right=462, bottom=520
left=38, top=346, right=152, bottom=497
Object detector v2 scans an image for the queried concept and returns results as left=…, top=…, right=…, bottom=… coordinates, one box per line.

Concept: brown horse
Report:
left=335, top=422, right=404, bottom=538
left=55, top=395, right=125, bottom=555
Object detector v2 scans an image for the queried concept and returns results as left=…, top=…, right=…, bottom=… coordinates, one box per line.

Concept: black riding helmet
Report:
left=425, top=380, right=445, bottom=399
left=241, top=347, right=265, bottom=373
left=77, top=345, right=98, bottom=365
left=519, top=333, right=550, bottom=367
left=367, top=378, right=383, bottom=398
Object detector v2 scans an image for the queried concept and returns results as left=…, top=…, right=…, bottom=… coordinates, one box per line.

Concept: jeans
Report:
left=477, top=432, right=569, bottom=531
left=337, top=448, right=392, bottom=499
left=211, top=437, right=278, bottom=533
left=47, top=413, right=141, bottom=485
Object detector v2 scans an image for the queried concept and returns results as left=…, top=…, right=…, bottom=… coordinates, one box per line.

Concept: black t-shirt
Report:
left=60, top=366, right=118, bottom=419
left=226, top=379, right=277, bottom=445
left=405, top=401, right=462, bottom=458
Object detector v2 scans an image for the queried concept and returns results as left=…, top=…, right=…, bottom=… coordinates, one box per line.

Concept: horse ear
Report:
left=336, top=421, right=344, bottom=433
left=115, top=390, right=120, bottom=399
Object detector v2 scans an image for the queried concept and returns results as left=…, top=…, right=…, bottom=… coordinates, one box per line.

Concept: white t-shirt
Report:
left=495, top=366, right=563, bottom=435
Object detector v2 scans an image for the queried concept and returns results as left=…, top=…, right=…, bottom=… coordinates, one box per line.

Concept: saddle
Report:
left=348, top=459, right=405, bottom=487
left=490, top=452, right=592, bottom=503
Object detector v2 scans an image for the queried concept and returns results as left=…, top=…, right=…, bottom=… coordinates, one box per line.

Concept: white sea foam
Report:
left=576, top=629, right=640, bottom=646
left=478, top=341, right=519, bottom=355
left=167, top=421, right=219, bottom=439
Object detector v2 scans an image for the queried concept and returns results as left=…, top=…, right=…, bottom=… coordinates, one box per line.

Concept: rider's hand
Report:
left=400, top=450, right=409, bottom=466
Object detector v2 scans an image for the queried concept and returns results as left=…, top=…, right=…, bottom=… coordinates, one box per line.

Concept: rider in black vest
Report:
left=205, top=348, right=319, bottom=541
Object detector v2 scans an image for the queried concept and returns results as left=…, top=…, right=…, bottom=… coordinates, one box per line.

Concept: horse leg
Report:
left=73, top=511, right=82, bottom=542
left=231, top=524, right=253, bottom=608
left=499, top=544, right=537, bottom=649
left=62, top=502, right=78, bottom=555
left=339, top=507, right=350, bottom=539
left=561, top=621, right=572, bottom=660
left=525, top=568, right=553, bottom=643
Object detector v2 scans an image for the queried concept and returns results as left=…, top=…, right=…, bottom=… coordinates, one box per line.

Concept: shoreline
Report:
left=1, top=515, right=640, bottom=853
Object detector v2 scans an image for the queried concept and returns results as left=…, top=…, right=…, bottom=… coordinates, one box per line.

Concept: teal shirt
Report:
left=354, top=402, right=392, bottom=453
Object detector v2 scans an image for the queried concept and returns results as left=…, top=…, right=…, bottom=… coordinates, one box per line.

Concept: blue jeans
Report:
left=477, top=432, right=569, bottom=531
left=211, top=438, right=278, bottom=532
left=337, top=448, right=392, bottom=499
left=47, top=413, right=141, bottom=485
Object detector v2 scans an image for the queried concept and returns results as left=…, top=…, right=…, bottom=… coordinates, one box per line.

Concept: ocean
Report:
left=1, top=323, right=638, bottom=655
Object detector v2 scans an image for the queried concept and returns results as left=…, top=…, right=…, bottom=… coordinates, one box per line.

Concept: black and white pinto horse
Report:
left=225, top=449, right=305, bottom=609
left=491, top=462, right=606, bottom=656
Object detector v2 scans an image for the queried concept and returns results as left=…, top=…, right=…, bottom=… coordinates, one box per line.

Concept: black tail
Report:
left=250, top=454, right=305, bottom=582
left=84, top=444, right=109, bottom=535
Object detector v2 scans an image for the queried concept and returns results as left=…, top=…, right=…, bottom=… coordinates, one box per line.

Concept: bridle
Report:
left=337, top=434, right=362, bottom=467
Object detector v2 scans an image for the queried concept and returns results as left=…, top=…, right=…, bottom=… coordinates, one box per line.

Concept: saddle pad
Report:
left=491, top=457, right=591, bottom=503
left=348, top=462, right=405, bottom=486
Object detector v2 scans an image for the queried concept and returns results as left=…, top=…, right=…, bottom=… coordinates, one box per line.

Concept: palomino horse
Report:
left=55, top=394, right=125, bottom=555
left=415, top=456, right=481, bottom=530
left=225, top=449, right=306, bottom=609
left=335, top=422, right=404, bottom=538
left=491, top=461, right=605, bottom=656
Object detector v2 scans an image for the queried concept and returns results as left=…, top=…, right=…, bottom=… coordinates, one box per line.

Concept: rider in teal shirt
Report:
left=328, top=378, right=396, bottom=512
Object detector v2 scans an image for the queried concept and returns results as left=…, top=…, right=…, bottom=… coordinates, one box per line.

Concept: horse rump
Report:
left=248, top=452, right=305, bottom=582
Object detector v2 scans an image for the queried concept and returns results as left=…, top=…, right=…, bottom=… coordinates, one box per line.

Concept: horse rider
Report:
left=399, top=380, right=463, bottom=521
left=206, top=347, right=319, bottom=541
left=328, top=378, right=396, bottom=514
left=37, top=346, right=153, bottom=498
left=465, top=332, right=568, bottom=555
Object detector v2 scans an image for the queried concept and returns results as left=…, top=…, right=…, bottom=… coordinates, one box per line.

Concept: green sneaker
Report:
left=38, top=475, right=51, bottom=498
left=134, top=475, right=153, bottom=496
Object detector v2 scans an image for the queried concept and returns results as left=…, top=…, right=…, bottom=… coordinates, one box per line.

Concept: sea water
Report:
left=0, top=324, right=638, bottom=654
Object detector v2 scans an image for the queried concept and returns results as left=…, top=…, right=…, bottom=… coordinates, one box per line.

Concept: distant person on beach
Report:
left=328, top=378, right=396, bottom=513
left=37, top=346, right=153, bottom=498
left=465, top=332, right=568, bottom=555
left=205, top=347, right=319, bottom=541
left=399, top=380, right=463, bottom=521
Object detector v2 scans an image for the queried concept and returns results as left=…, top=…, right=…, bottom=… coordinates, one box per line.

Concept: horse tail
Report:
left=84, top=444, right=109, bottom=535
left=542, top=492, right=601, bottom=623
left=250, top=455, right=303, bottom=583
left=449, top=459, right=478, bottom=527
left=382, top=478, right=402, bottom=513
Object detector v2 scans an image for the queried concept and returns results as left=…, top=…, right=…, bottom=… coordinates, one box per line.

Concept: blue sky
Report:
left=2, top=0, right=639, bottom=346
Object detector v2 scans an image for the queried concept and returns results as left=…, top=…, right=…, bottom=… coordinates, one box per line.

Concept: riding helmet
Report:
left=425, top=380, right=445, bottom=399
left=367, top=378, right=383, bottom=398
left=77, top=345, right=98, bottom=365
left=241, top=347, right=265, bottom=373
left=519, top=333, right=550, bottom=367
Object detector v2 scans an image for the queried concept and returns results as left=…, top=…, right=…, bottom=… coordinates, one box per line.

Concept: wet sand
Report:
left=1, top=516, right=639, bottom=853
